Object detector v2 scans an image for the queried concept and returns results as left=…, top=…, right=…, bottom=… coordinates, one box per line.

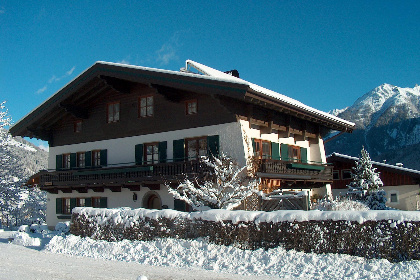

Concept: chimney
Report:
left=224, top=70, right=240, bottom=78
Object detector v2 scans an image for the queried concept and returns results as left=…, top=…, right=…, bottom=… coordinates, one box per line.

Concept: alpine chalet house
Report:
left=11, top=60, right=354, bottom=227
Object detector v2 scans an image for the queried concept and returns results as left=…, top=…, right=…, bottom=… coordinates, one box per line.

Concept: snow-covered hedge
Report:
left=71, top=207, right=420, bottom=262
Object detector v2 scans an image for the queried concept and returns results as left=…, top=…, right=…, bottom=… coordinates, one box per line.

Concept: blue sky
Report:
left=1, top=1, right=419, bottom=147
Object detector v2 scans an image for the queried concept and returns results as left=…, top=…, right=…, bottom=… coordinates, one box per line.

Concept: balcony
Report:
left=257, top=159, right=333, bottom=182
left=33, top=158, right=332, bottom=193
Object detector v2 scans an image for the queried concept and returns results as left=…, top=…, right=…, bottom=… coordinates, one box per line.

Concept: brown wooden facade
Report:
left=327, top=153, right=420, bottom=189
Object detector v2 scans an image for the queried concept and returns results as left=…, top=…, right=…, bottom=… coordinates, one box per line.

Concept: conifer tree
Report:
left=347, top=147, right=387, bottom=209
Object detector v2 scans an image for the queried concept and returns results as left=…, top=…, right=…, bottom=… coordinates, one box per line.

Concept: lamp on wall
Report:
left=133, top=192, right=138, bottom=202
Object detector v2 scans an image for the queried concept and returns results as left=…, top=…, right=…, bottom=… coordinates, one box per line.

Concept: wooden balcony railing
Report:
left=258, top=159, right=333, bottom=182
left=35, top=158, right=332, bottom=190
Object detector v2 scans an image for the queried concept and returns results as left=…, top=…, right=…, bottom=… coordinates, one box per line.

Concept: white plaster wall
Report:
left=48, top=122, right=246, bottom=169
left=382, top=185, right=420, bottom=211
left=46, top=186, right=174, bottom=228
left=239, top=119, right=325, bottom=164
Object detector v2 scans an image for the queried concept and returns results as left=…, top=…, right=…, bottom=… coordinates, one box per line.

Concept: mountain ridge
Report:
left=325, top=83, right=420, bottom=170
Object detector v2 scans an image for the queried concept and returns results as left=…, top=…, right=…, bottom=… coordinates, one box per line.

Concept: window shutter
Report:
left=159, top=141, right=167, bottom=163
left=281, top=144, right=289, bottom=161
left=174, top=199, right=186, bottom=212
left=300, top=147, right=308, bottom=163
left=271, top=142, right=280, bottom=160
left=56, top=155, right=63, bottom=170
left=56, top=198, right=62, bottom=214
left=251, top=138, right=256, bottom=155
left=70, top=153, right=77, bottom=169
left=70, top=198, right=77, bottom=212
left=100, top=197, right=108, bottom=208
left=207, top=135, right=219, bottom=157
left=85, top=198, right=92, bottom=207
left=85, top=151, right=92, bottom=168
left=135, top=144, right=143, bottom=165
left=100, top=149, right=107, bottom=166
left=173, top=139, right=185, bottom=162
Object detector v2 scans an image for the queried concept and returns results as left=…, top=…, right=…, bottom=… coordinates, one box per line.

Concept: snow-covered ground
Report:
left=1, top=229, right=420, bottom=279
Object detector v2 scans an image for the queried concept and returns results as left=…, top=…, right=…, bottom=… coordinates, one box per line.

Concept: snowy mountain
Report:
left=325, top=84, right=420, bottom=170
left=337, top=83, right=420, bottom=129
left=0, top=128, right=48, bottom=185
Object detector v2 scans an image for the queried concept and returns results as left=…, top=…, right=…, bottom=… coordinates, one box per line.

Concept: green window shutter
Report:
left=100, top=149, right=107, bottom=166
left=100, top=197, right=108, bottom=208
left=207, top=135, right=219, bottom=157
left=85, top=151, right=92, bottom=168
left=135, top=144, right=143, bottom=165
left=70, top=198, right=76, bottom=212
left=174, top=199, right=186, bottom=212
left=173, top=139, right=185, bottom=162
left=281, top=144, right=289, bottom=161
left=159, top=141, right=167, bottom=163
left=70, top=153, right=77, bottom=169
left=85, top=198, right=92, bottom=207
left=56, top=155, right=63, bottom=170
left=271, top=142, right=280, bottom=160
left=56, top=198, right=62, bottom=214
left=300, top=147, right=308, bottom=163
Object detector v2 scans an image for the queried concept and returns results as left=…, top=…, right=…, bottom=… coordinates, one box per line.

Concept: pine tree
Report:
left=347, top=147, right=387, bottom=209
left=166, top=154, right=257, bottom=211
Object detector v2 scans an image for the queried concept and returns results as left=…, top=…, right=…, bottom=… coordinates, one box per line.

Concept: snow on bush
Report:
left=71, top=207, right=420, bottom=261
left=30, top=223, right=48, bottom=233
left=55, top=221, right=70, bottom=234
left=12, top=232, right=41, bottom=247
left=18, top=224, right=30, bottom=233
left=313, top=198, right=370, bottom=211
left=166, top=154, right=257, bottom=210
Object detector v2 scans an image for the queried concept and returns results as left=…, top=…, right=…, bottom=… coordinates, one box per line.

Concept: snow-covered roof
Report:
left=186, top=60, right=355, bottom=129
left=327, top=152, right=420, bottom=176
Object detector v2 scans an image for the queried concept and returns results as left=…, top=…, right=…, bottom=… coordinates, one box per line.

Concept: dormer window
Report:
left=186, top=100, right=197, bottom=115
left=107, top=102, right=120, bottom=123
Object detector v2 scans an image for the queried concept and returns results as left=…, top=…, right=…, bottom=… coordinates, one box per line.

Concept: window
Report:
left=144, top=143, right=159, bottom=164
left=342, top=169, right=352, bottom=180
left=288, top=145, right=301, bottom=162
left=62, top=198, right=71, bottom=214
left=333, top=170, right=340, bottom=180
left=62, top=154, right=71, bottom=169
left=139, top=96, right=153, bottom=117
left=76, top=198, right=86, bottom=207
left=186, top=137, right=207, bottom=160
left=390, top=193, right=398, bottom=203
left=77, top=152, right=85, bottom=168
left=92, top=150, right=101, bottom=167
left=186, top=100, right=197, bottom=115
left=92, top=197, right=101, bottom=208
left=107, top=102, right=120, bottom=123
left=74, top=121, right=82, bottom=133
left=253, top=139, right=271, bottom=159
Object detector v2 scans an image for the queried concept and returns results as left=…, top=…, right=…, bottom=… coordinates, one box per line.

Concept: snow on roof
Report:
left=186, top=60, right=355, bottom=128
left=327, top=152, right=420, bottom=175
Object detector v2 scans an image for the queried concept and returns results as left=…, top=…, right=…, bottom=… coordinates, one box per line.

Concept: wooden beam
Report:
left=59, top=103, right=89, bottom=119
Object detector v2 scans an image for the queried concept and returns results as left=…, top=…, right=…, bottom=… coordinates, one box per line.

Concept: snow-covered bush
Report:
left=55, top=221, right=70, bottom=234
left=312, top=197, right=370, bottom=211
left=18, top=224, right=30, bottom=233
left=166, top=154, right=258, bottom=210
left=30, top=223, right=48, bottom=233
left=366, top=190, right=387, bottom=210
